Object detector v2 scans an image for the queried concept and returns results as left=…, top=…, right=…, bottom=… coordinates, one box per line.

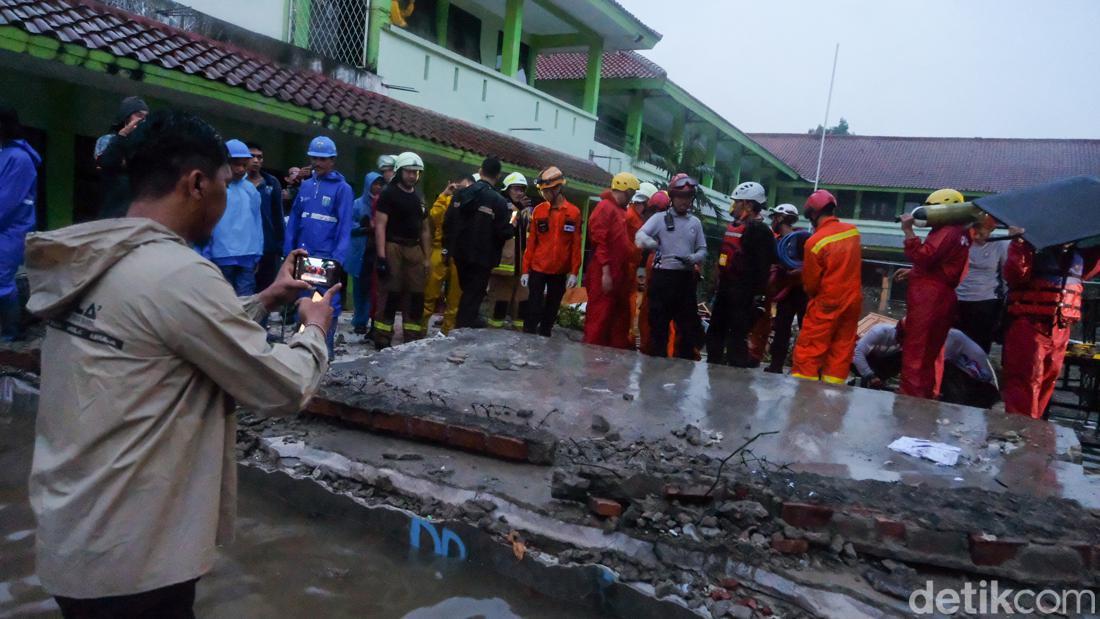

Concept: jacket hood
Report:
left=25, top=218, right=185, bottom=318
left=360, top=171, right=383, bottom=201
left=315, top=170, right=347, bottom=184
left=5, top=139, right=42, bottom=167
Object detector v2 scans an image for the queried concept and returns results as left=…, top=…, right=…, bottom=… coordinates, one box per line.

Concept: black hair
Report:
left=246, top=141, right=263, bottom=152
left=121, top=109, right=227, bottom=200
left=456, top=173, right=476, bottom=184
left=0, top=106, right=21, bottom=142
left=480, top=156, right=502, bottom=178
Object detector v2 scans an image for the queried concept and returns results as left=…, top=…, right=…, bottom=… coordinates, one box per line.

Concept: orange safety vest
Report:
left=1008, top=247, right=1085, bottom=324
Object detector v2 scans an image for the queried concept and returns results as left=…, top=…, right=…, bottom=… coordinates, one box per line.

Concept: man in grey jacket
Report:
left=25, top=110, right=338, bottom=617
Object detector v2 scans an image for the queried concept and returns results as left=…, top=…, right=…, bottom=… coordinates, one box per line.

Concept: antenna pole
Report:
left=814, top=43, right=840, bottom=191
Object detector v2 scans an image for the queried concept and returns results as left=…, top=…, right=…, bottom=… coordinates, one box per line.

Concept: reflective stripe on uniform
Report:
left=374, top=321, right=393, bottom=333
left=404, top=323, right=424, bottom=332
left=822, top=375, right=847, bottom=385
left=790, top=372, right=819, bottom=381
left=487, top=319, right=505, bottom=328
left=810, top=228, right=859, bottom=254
left=305, top=212, right=338, bottom=223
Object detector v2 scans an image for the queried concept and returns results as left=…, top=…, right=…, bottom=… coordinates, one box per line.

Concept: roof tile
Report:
left=536, top=50, right=665, bottom=81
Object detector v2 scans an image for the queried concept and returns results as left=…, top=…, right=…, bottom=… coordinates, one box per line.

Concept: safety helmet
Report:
left=769, top=203, right=799, bottom=219
left=611, top=172, right=640, bottom=192
left=472, top=173, right=481, bottom=183
left=393, top=151, right=424, bottom=172
left=377, top=154, right=397, bottom=170
left=667, top=173, right=699, bottom=197
left=731, top=181, right=767, bottom=204
left=225, top=139, right=251, bottom=159
left=632, top=181, right=658, bottom=203
left=307, top=136, right=337, bottom=158
left=803, top=189, right=837, bottom=217
left=924, top=188, right=965, bottom=205
left=649, top=190, right=671, bottom=212
left=535, top=166, right=566, bottom=190
left=503, top=172, right=528, bottom=188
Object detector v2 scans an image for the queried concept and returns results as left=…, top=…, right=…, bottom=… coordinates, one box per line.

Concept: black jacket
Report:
left=721, top=218, right=777, bottom=297
left=443, top=180, right=514, bottom=269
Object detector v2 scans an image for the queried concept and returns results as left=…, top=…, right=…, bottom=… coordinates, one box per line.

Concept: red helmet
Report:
left=649, top=190, right=671, bottom=211
left=803, top=189, right=837, bottom=217
left=668, top=173, right=698, bottom=197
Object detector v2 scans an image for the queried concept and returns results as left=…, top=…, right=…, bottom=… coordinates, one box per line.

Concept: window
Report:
left=452, top=67, right=460, bottom=91
left=554, top=109, right=559, bottom=129
left=423, top=55, right=430, bottom=80
left=861, top=191, right=900, bottom=221
left=534, top=101, right=540, bottom=121
left=448, top=4, right=482, bottom=63
left=481, top=79, right=488, bottom=102
left=403, top=0, right=437, bottom=41
left=834, top=190, right=858, bottom=219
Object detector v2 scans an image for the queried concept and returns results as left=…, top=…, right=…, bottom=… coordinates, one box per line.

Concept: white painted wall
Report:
left=176, top=0, right=287, bottom=41
left=376, top=28, right=598, bottom=160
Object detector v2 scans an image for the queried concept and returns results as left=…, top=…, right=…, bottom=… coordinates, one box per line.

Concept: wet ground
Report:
left=0, top=383, right=601, bottom=619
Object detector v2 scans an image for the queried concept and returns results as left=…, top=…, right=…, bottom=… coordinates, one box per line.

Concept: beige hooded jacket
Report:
left=25, top=219, right=328, bottom=598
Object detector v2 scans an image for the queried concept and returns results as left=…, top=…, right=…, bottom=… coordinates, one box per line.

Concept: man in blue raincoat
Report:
left=284, top=136, right=354, bottom=354
left=346, top=171, right=384, bottom=335
left=0, top=107, right=40, bottom=341
left=200, top=139, right=263, bottom=296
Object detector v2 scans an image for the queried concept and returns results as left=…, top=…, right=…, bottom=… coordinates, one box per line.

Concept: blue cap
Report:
left=307, top=136, right=337, bottom=158
left=225, top=139, right=251, bottom=159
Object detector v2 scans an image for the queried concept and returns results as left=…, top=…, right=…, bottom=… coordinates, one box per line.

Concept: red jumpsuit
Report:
left=625, top=205, right=645, bottom=345
left=1002, top=241, right=1100, bottom=418
left=791, top=216, right=862, bottom=383
left=583, top=193, right=634, bottom=349
left=900, top=225, right=970, bottom=398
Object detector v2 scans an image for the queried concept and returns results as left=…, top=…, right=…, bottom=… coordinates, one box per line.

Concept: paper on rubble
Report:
left=888, top=436, right=962, bottom=466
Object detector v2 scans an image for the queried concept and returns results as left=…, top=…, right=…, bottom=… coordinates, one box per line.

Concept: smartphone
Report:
left=293, top=256, right=342, bottom=288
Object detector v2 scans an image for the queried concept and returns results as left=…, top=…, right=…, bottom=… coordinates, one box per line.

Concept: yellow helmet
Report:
left=611, top=172, right=640, bottom=192
left=924, top=188, right=965, bottom=205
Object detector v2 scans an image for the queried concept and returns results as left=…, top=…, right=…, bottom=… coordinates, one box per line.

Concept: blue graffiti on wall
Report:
left=409, top=516, right=467, bottom=560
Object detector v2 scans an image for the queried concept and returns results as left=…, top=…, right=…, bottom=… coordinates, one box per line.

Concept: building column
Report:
left=582, top=39, right=603, bottom=115
left=624, top=91, right=645, bottom=159
left=702, top=128, right=718, bottom=189
left=729, top=144, right=743, bottom=190
left=366, top=0, right=391, bottom=71
left=500, top=0, right=524, bottom=77
left=895, top=191, right=906, bottom=217
left=435, top=0, right=450, bottom=47
left=764, top=170, right=778, bottom=207
left=526, top=44, right=539, bottom=86
left=853, top=190, right=863, bottom=219
left=670, top=108, right=686, bottom=171
left=45, top=82, right=74, bottom=229
left=291, top=0, right=311, bottom=47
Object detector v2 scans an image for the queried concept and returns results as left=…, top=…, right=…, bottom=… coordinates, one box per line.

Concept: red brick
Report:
left=969, top=533, right=1025, bottom=566
left=588, top=496, right=623, bottom=518
left=731, top=484, right=750, bottom=500
left=371, top=412, right=409, bottom=435
left=663, top=484, right=714, bottom=504
left=709, top=587, right=732, bottom=601
left=718, top=578, right=740, bottom=590
left=305, top=397, right=336, bottom=416
left=406, top=417, right=448, bottom=443
left=446, top=425, right=488, bottom=453
left=771, top=538, right=809, bottom=554
left=781, top=502, right=833, bottom=530
left=485, top=435, right=529, bottom=462
left=874, top=517, right=907, bottom=541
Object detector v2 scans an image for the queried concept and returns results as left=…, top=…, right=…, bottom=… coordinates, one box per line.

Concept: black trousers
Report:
left=525, top=271, right=567, bottom=336
left=455, top=261, right=492, bottom=329
left=956, top=298, right=1002, bottom=353
left=707, top=284, right=757, bottom=367
left=766, top=288, right=808, bottom=372
left=648, top=269, right=698, bottom=359
left=55, top=579, right=197, bottom=619
left=254, top=252, right=282, bottom=292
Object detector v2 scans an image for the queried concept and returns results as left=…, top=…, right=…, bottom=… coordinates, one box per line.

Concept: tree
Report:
left=807, top=117, right=851, bottom=136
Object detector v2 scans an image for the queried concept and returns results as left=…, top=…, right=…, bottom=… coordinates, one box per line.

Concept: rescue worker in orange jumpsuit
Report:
left=520, top=166, right=583, bottom=337
left=1002, top=239, right=1100, bottom=418
left=626, top=182, right=658, bottom=343
left=791, top=190, right=862, bottom=383
left=898, top=189, right=971, bottom=399
left=637, top=190, right=670, bottom=355
left=583, top=172, right=638, bottom=349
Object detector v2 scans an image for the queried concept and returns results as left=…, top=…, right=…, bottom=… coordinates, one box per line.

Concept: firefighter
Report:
left=584, top=172, right=639, bottom=349
left=520, top=166, right=583, bottom=336
left=707, top=181, right=776, bottom=366
left=1002, top=239, right=1100, bottom=418
left=626, top=182, right=657, bottom=343
left=790, top=190, right=862, bottom=383
left=764, top=204, right=808, bottom=373
left=377, top=154, right=397, bottom=184
left=372, top=151, right=429, bottom=348
left=898, top=189, right=971, bottom=399
left=421, top=175, right=472, bottom=335
left=487, top=172, right=531, bottom=328
left=636, top=174, right=708, bottom=358
left=637, top=190, right=670, bottom=355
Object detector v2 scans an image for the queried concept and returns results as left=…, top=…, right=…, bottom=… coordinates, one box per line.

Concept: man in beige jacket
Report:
left=25, top=110, right=337, bottom=617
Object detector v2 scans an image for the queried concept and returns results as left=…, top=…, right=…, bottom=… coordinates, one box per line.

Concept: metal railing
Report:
left=288, top=0, right=370, bottom=68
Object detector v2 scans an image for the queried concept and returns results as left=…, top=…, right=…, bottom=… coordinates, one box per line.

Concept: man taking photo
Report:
left=24, top=110, right=337, bottom=618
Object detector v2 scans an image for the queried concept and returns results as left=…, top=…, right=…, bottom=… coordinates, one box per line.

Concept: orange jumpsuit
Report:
left=625, top=205, right=645, bottom=345
left=791, top=216, right=862, bottom=383
left=584, top=193, right=634, bottom=349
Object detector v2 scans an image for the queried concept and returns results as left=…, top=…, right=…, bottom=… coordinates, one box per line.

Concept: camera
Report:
left=293, top=256, right=342, bottom=288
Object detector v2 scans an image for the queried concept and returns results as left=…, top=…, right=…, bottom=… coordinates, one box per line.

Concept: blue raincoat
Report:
left=201, top=177, right=263, bottom=266
left=344, top=171, right=383, bottom=279
left=283, top=169, right=354, bottom=264
left=0, top=139, right=40, bottom=298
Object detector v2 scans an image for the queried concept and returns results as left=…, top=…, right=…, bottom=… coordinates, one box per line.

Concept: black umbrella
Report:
left=973, top=175, right=1100, bottom=250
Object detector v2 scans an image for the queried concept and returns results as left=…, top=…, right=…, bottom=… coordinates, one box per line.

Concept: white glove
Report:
left=520, top=274, right=529, bottom=288
left=566, top=274, right=578, bottom=288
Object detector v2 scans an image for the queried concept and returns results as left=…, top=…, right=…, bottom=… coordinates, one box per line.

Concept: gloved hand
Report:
left=375, top=257, right=389, bottom=278
left=566, top=274, right=578, bottom=288
left=520, top=274, right=529, bottom=288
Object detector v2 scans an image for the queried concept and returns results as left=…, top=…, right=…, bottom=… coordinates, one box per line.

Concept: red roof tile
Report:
left=0, top=0, right=610, bottom=186
left=536, top=50, right=665, bottom=81
left=749, top=133, right=1100, bottom=194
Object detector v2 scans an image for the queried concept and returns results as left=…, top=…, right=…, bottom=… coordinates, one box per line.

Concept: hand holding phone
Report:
left=294, top=256, right=342, bottom=288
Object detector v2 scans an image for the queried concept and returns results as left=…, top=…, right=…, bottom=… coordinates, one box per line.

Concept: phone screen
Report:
left=294, top=256, right=340, bottom=287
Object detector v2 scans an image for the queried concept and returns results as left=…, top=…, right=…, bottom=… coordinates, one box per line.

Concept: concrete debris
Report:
left=590, top=414, right=611, bottom=433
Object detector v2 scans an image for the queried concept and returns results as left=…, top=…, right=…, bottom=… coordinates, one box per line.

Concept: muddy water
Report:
left=0, top=393, right=601, bottom=619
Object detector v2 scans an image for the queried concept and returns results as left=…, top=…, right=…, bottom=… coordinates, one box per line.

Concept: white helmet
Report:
left=377, top=154, right=397, bottom=170
left=472, top=173, right=481, bottom=183
left=503, top=172, right=528, bottom=188
left=393, top=151, right=424, bottom=171
left=632, top=181, right=658, bottom=203
left=769, top=203, right=799, bottom=219
left=731, top=181, right=767, bottom=204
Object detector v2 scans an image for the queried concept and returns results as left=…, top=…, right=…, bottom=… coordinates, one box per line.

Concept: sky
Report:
left=621, top=0, right=1100, bottom=139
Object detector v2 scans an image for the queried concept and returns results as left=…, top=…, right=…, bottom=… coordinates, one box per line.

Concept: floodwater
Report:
left=0, top=387, right=602, bottom=619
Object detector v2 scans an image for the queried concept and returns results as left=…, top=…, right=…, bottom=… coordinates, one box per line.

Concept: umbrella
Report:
left=973, top=175, right=1100, bottom=250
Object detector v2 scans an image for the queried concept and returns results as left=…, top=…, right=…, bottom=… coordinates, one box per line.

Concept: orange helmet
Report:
left=803, top=189, right=837, bottom=218
left=668, top=173, right=698, bottom=197
left=535, top=166, right=566, bottom=190
left=649, top=190, right=671, bottom=211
